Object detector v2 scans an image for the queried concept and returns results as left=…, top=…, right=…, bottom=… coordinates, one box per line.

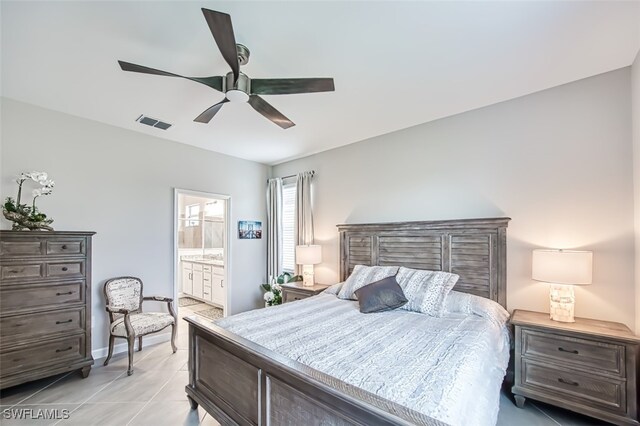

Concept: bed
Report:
left=185, top=217, right=511, bottom=426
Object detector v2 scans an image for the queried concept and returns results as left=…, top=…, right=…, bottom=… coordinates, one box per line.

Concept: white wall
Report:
left=633, top=50, right=640, bottom=334
left=273, top=68, right=636, bottom=329
left=0, top=98, right=269, bottom=353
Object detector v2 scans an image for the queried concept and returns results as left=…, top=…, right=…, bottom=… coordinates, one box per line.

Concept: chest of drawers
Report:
left=511, top=309, right=640, bottom=425
left=0, top=231, right=95, bottom=389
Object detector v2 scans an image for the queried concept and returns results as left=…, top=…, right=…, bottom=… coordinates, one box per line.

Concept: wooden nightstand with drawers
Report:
left=511, top=309, right=640, bottom=425
left=281, top=282, right=329, bottom=303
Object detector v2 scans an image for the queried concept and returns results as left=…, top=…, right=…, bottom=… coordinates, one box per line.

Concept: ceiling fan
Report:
left=118, top=8, right=335, bottom=129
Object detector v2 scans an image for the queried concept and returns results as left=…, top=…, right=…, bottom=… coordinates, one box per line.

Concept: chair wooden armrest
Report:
left=105, top=305, right=131, bottom=315
left=142, top=296, right=176, bottom=319
left=143, top=296, right=173, bottom=302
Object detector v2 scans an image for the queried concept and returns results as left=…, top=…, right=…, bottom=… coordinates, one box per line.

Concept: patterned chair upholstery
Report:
left=103, top=277, right=177, bottom=376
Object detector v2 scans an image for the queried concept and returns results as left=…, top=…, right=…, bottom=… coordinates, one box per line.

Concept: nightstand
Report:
left=511, top=309, right=640, bottom=425
left=281, top=282, right=329, bottom=303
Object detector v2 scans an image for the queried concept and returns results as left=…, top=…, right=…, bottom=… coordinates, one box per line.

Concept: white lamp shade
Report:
left=296, top=245, right=322, bottom=265
left=532, top=249, right=593, bottom=285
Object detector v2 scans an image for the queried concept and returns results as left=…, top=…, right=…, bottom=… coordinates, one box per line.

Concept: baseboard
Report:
left=92, top=332, right=171, bottom=360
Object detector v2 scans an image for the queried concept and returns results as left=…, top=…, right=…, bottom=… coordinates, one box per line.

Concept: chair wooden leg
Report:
left=127, top=335, right=135, bottom=376
left=103, top=335, right=115, bottom=366
left=170, top=323, right=177, bottom=353
left=138, top=336, right=143, bottom=352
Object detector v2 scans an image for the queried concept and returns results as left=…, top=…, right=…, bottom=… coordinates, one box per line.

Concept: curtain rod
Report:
left=267, top=170, right=315, bottom=182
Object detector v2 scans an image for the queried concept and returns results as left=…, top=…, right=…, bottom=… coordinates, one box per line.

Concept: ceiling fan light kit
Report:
left=118, top=9, right=334, bottom=129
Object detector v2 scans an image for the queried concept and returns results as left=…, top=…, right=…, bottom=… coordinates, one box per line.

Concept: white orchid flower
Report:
left=26, top=171, right=45, bottom=183
left=42, top=179, right=55, bottom=188
left=32, top=189, right=42, bottom=197
left=273, top=283, right=282, bottom=292
left=263, top=291, right=274, bottom=302
left=41, top=187, right=53, bottom=195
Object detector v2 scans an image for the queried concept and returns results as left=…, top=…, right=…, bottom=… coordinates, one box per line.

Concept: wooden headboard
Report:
left=337, top=217, right=510, bottom=308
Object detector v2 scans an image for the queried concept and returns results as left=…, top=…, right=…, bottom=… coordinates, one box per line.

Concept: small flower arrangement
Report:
left=3, top=171, right=55, bottom=231
left=261, top=281, right=282, bottom=306
left=261, top=272, right=303, bottom=306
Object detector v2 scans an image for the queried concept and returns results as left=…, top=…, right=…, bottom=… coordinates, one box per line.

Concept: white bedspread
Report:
left=215, top=293, right=509, bottom=426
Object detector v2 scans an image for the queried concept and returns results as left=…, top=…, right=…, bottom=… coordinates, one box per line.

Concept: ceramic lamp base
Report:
left=549, top=283, right=575, bottom=323
left=302, top=264, right=315, bottom=287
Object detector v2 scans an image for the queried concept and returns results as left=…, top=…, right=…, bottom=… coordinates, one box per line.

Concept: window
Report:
left=282, top=180, right=297, bottom=272
left=186, top=204, right=200, bottom=227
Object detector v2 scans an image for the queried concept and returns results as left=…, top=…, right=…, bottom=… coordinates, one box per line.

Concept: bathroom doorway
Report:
left=174, top=189, right=230, bottom=321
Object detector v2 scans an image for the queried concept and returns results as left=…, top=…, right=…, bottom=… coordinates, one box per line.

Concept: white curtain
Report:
left=295, top=171, right=315, bottom=274
left=266, top=178, right=283, bottom=281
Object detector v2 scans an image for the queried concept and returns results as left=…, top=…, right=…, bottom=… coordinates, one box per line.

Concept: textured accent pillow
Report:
left=396, top=267, right=459, bottom=317
left=323, top=282, right=344, bottom=295
left=354, top=276, right=408, bottom=313
left=444, top=290, right=510, bottom=327
left=337, top=265, right=399, bottom=300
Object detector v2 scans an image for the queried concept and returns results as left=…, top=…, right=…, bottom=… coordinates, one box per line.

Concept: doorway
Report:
left=174, top=189, right=230, bottom=321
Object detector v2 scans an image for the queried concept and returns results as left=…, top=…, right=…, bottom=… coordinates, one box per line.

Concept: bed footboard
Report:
left=184, top=316, right=444, bottom=426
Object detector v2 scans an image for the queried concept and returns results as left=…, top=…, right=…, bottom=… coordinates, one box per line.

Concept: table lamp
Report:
left=532, top=249, right=593, bottom=323
left=296, top=245, right=322, bottom=287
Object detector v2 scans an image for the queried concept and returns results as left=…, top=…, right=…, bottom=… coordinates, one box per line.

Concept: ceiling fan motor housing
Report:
left=225, top=72, right=250, bottom=102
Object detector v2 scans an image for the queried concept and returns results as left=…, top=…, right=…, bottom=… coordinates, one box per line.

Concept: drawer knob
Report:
left=558, top=377, right=579, bottom=387
left=56, top=319, right=73, bottom=324
left=56, top=291, right=74, bottom=296
left=56, top=346, right=73, bottom=353
left=61, top=245, right=68, bottom=249
left=61, top=267, right=69, bottom=271
left=558, top=347, right=579, bottom=355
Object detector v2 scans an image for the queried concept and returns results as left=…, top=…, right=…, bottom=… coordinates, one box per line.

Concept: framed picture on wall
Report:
left=238, top=220, right=262, bottom=239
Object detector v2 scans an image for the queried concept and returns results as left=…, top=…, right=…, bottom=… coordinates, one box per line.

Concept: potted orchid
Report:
left=261, top=280, right=283, bottom=307
left=3, top=171, right=55, bottom=231
left=261, top=272, right=303, bottom=306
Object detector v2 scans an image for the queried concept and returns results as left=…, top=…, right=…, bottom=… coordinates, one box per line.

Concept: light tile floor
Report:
left=1, top=303, right=610, bottom=425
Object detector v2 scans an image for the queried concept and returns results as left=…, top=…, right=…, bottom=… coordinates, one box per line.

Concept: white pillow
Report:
left=444, top=290, right=510, bottom=327
left=323, top=282, right=344, bottom=295
left=337, top=265, right=399, bottom=300
left=396, top=267, right=459, bottom=317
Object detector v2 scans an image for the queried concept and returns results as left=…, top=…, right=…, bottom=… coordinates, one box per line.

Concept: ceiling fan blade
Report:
left=194, top=98, right=229, bottom=123
left=248, top=95, right=295, bottom=129
left=250, top=78, right=335, bottom=95
left=118, top=60, right=223, bottom=92
left=201, top=9, right=240, bottom=82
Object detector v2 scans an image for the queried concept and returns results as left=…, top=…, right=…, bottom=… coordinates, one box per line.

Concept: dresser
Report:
left=0, top=231, right=95, bottom=389
left=511, top=309, right=640, bottom=425
left=281, top=282, right=329, bottom=303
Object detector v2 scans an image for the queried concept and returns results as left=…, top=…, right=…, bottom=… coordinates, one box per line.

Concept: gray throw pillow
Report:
left=354, top=276, right=408, bottom=313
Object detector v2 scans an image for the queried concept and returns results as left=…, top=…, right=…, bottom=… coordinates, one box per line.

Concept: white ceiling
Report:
left=2, top=1, right=639, bottom=165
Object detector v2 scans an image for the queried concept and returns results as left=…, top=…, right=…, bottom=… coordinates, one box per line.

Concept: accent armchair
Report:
left=103, top=276, right=177, bottom=375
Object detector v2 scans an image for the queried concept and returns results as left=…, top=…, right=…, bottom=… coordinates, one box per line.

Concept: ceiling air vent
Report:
left=135, top=115, right=172, bottom=130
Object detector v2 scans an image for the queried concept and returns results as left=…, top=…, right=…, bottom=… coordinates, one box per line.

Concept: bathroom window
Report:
left=186, top=204, right=200, bottom=227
